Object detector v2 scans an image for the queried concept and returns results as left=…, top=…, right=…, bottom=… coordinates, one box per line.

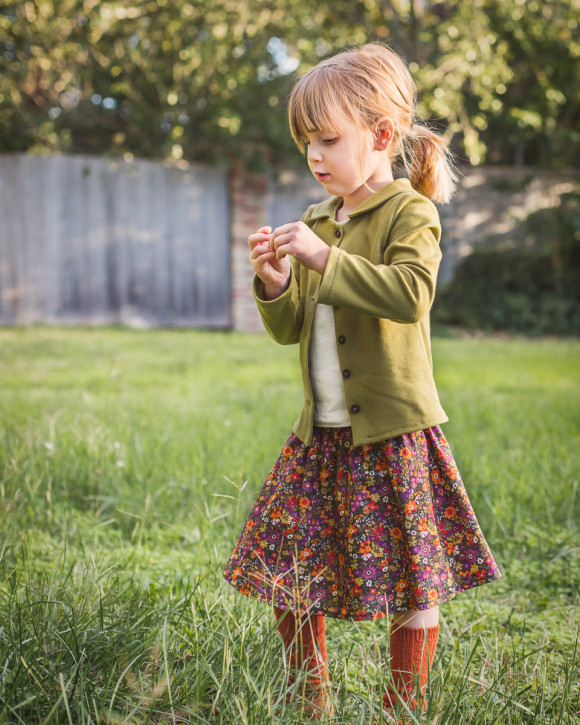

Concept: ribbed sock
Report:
left=274, top=607, right=332, bottom=716
left=383, top=623, right=439, bottom=710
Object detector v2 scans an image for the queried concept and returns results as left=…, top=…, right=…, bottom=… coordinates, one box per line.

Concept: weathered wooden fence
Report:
left=0, top=154, right=231, bottom=327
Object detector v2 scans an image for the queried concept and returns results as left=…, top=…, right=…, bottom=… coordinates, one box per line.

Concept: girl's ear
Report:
left=373, top=119, right=394, bottom=151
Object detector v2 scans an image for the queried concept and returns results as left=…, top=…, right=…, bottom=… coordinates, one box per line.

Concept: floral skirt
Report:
left=222, top=426, right=502, bottom=620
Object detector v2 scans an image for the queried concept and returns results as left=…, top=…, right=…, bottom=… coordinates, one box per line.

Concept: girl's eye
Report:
left=323, top=137, right=338, bottom=144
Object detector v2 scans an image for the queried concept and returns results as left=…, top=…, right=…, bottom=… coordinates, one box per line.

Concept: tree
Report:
left=0, top=0, right=301, bottom=164
left=1, top=0, right=577, bottom=168
left=484, top=0, right=580, bottom=166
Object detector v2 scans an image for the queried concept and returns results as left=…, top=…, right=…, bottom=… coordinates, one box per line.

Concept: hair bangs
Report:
left=289, top=66, right=346, bottom=152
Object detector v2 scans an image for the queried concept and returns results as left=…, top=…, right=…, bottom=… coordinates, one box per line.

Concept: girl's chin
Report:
left=318, top=179, right=345, bottom=194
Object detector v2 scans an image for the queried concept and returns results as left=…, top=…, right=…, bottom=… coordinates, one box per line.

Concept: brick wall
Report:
left=229, top=163, right=321, bottom=332
left=229, top=164, right=269, bottom=332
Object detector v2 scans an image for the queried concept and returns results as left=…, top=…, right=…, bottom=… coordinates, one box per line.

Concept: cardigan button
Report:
left=350, top=404, right=360, bottom=414
left=337, top=335, right=346, bottom=344
left=334, top=229, right=341, bottom=239
left=342, top=369, right=351, bottom=379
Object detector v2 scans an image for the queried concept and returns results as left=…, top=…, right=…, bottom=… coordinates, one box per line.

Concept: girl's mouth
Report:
left=315, top=172, right=330, bottom=182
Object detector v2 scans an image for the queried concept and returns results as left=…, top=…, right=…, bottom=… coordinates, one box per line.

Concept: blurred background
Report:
left=0, top=0, right=579, bottom=335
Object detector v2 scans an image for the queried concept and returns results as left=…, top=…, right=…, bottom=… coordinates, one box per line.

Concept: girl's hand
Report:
left=270, top=222, right=330, bottom=275
left=248, top=226, right=291, bottom=300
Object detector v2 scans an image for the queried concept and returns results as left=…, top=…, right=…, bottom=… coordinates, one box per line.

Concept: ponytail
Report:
left=407, top=124, right=458, bottom=204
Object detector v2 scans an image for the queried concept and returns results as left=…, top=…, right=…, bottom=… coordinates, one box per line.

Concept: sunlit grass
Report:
left=0, top=328, right=579, bottom=723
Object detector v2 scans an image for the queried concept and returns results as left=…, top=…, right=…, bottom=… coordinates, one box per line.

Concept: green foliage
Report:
left=0, top=0, right=304, bottom=165
left=434, top=191, right=580, bottom=335
left=483, top=0, right=580, bottom=166
left=1, top=0, right=578, bottom=167
left=0, top=329, right=579, bottom=722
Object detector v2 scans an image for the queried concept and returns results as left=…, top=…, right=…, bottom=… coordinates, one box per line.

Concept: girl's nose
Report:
left=307, top=144, right=323, bottom=163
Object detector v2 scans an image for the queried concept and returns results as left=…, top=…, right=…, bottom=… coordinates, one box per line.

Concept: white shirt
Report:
left=308, top=218, right=350, bottom=427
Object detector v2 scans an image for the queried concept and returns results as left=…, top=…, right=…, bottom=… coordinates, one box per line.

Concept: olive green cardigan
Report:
left=253, top=178, right=448, bottom=447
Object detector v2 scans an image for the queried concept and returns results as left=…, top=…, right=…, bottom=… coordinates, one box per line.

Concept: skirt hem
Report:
left=222, top=569, right=503, bottom=620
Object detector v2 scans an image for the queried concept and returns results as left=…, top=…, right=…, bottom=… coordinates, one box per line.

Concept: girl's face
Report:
left=302, top=113, right=393, bottom=210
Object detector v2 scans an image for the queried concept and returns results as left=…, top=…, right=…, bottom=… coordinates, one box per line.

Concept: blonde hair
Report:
left=289, top=43, right=457, bottom=204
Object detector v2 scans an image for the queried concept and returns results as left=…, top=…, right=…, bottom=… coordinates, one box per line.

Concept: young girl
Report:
left=223, top=43, right=502, bottom=721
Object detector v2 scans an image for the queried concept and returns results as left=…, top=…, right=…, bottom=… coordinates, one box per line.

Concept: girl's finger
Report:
left=250, top=246, right=276, bottom=261
left=249, top=231, right=270, bottom=241
left=270, top=228, right=283, bottom=251
left=249, top=234, right=271, bottom=250
left=275, top=242, right=291, bottom=260
left=272, top=223, right=293, bottom=237
left=270, top=231, right=291, bottom=250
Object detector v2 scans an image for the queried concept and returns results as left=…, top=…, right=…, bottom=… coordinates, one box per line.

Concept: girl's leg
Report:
left=384, top=606, right=440, bottom=712
left=274, top=607, right=333, bottom=717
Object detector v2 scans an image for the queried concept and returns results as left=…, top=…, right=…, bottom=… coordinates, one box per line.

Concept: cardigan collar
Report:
left=308, top=178, right=413, bottom=221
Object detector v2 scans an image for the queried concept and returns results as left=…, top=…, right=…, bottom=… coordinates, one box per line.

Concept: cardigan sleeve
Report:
left=253, top=260, right=303, bottom=345
left=252, top=205, right=316, bottom=345
left=317, top=194, right=442, bottom=323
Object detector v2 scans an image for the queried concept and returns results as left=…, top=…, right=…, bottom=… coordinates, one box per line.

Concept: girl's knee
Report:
left=392, top=605, right=439, bottom=629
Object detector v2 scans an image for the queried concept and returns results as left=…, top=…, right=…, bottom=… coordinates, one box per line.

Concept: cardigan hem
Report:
left=291, top=415, right=450, bottom=448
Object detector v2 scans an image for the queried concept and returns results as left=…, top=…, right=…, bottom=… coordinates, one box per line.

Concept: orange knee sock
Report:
left=274, top=607, right=332, bottom=716
left=384, top=623, right=439, bottom=711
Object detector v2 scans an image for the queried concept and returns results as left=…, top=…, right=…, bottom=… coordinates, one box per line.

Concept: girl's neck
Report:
left=337, top=171, right=395, bottom=221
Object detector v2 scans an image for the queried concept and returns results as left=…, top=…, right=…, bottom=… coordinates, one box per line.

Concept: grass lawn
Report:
left=0, top=328, right=578, bottom=724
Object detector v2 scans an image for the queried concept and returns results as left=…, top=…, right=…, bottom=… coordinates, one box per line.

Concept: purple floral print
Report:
left=223, top=426, right=502, bottom=620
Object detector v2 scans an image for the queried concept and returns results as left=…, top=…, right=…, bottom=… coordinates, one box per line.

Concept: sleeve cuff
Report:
left=252, top=270, right=301, bottom=342
left=252, top=273, right=295, bottom=306
left=317, top=246, right=342, bottom=305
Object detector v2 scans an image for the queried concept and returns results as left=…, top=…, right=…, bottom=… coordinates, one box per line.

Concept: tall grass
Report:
left=0, top=328, right=578, bottom=723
